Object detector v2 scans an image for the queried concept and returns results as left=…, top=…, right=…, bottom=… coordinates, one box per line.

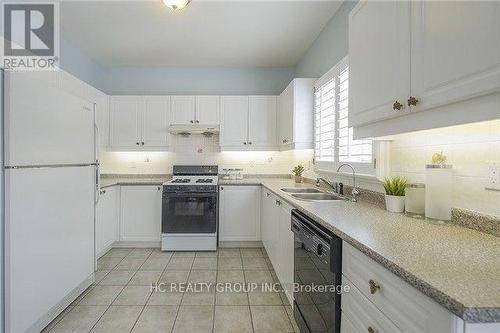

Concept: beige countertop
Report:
left=100, top=176, right=170, bottom=188
left=222, top=178, right=500, bottom=323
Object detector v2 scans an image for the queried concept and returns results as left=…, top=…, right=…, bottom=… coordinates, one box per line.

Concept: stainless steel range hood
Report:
left=168, top=124, right=219, bottom=135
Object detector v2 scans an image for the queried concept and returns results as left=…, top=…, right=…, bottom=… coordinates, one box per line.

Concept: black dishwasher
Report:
left=291, top=209, right=342, bottom=333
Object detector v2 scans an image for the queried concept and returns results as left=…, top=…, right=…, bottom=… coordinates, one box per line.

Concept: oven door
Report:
left=162, top=192, right=217, bottom=233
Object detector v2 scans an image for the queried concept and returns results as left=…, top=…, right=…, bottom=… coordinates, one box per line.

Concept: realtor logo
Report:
left=2, top=2, right=59, bottom=70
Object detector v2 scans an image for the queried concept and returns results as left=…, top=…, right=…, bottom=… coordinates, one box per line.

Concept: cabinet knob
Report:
left=243, top=142, right=247, bottom=145
left=368, top=279, right=380, bottom=294
left=248, top=142, right=252, bottom=145
left=392, top=101, right=403, bottom=111
left=157, top=186, right=161, bottom=191
left=136, top=142, right=140, bottom=145
left=141, top=142, right=145, bottom=145
left=368, top=327, right=376, bottom=333
left=266, top=192, right=270, bottom=197
left=407, top=96, right=419, bottom=106
left=282, top=139, right=288, bottom=144
left=190, top=120, right=194, bottom=123
left=195, top=120, right=199, bottom=123
left=220, top=187, right=224, bottom=190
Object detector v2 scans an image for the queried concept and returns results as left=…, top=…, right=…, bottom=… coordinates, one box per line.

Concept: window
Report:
left=314, top=57, right=374, bottom=174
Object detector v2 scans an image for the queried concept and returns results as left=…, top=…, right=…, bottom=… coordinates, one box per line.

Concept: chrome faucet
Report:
left=316, top=177, right=338, bottom=193
left=336, top=163, right=359, bottom=202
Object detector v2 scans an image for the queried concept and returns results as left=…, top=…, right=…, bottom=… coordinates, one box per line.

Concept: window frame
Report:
left=313, top=56, right=376, bottom=176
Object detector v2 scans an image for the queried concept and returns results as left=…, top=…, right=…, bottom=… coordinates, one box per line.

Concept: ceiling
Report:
left=60, top=1, right=342, bottom=67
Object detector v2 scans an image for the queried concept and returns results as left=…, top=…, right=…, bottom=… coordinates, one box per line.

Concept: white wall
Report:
left=313, top=119, right=500, bottom=217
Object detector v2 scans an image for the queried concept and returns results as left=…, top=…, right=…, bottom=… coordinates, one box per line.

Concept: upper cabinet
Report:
left=220, top=96, right=278, bottom=150
left=349, top=0, right=500, bottom=137
left=278, top=79, right=316, bottom=151
left=110, top=95, right=170, bottom=150
left=196, top=96, right=220, bottom=125
left=171, top=95, right=220, bottom=125
left=171, top=96, right=196, bottom=125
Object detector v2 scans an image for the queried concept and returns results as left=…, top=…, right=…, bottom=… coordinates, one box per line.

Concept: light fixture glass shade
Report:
left=162, top=0, right=190, bottom=10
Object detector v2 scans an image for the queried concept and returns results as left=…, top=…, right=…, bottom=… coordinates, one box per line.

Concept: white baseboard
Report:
left=219, top=241, right=263, bottom=248
left=28, top=273, right=94, bottom=333
left=112, top=241, right=161, bottom=248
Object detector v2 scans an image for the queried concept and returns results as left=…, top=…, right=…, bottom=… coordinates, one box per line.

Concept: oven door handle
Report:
left=163, top=192, right=217, bottom=198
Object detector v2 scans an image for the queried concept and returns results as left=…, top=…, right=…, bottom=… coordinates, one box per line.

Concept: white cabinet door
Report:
left=142, top=96, right=170, bottom=147
left=96, top=186, right=119, bottom=257
left=220, top=96, right=249, bottom=147
left=171, top=96, right=196, bottom=125
left=195, top=96, right=220, bottom=125
left=120, top=186, right=162, bottom=242
left=348, top=1, right=411, bottom=127
left=410, top=1, right=500, bottom=113
left=279, top=82, right=294, bottom=146
left=261, top=189, right=274, bottom=252
left=248, top=96, right=277, bottom=148
left=110, top=96, right=142, bottom=147
left=277, top=200, right=293, bottom=305
left=219, top=185, right=261, bottom=242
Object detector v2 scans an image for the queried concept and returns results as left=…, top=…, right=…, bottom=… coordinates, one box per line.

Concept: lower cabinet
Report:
left=120, top=185, right=162, bottom=242
left=219, top=185, right=261, bottom=241
left=96, top=186, right=119, bottom=257
left=261, top=187, right=294, bottom=305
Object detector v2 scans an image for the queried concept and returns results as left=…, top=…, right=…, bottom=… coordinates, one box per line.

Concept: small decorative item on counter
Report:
left=431, top=151, right=447, bottom=165
left=425, top=163, right=452, bottom=222
left=383, top=176, right=407, bottom=213
left=292, top=164, right=305, bottom=183
left=235, top=168, right=244, bottom=180
left=405, top=183, right=425, bottom=217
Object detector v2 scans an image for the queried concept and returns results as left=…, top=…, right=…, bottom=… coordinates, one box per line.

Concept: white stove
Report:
left=161, top=165, right=219, bottom=251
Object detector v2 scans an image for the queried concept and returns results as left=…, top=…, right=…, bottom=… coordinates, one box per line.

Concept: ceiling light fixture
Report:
left=162, top=0, right=191, bottom=10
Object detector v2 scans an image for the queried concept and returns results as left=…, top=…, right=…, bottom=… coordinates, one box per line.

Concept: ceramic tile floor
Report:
left=42, top=247, right=299, bottom=333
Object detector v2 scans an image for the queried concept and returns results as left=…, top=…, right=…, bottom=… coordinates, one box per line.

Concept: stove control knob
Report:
left=317, top=243, right=323, bottom=256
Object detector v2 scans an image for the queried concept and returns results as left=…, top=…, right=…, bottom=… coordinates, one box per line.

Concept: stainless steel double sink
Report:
left=280, top=187, right=345, bottom=201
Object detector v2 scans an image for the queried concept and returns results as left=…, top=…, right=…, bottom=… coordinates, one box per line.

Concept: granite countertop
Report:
left=100, top=175, right=171, bottom=188
left=222, top=178, right=500, bottom=323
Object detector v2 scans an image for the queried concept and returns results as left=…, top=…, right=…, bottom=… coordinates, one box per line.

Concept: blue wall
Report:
left=99, top=66, right=294, bottom=95
left=295, top=0, right=358, bottom=78
left=60, top=38, right=105, bottom=90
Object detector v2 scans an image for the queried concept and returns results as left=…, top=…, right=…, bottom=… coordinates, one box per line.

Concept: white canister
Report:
left=405, top=183, right=425, bottom=217
left=425, top=164, right=452, bottom=221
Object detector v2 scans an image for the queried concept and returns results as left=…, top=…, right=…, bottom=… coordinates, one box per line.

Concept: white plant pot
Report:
left=385, top=195, right=405, bottom=213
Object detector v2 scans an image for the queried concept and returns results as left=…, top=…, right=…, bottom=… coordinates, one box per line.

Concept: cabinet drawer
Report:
left=342, top=279, right=401, bottom=333
left=342, top=243, right=457, bottom=332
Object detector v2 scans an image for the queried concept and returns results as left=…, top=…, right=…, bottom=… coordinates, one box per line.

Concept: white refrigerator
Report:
left=3, top=71, right=97, bottom=333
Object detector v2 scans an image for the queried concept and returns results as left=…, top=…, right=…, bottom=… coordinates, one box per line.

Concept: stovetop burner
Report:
left=196, top=179, right=213, bottom=183
left=171, top=179, right=190, bottom=183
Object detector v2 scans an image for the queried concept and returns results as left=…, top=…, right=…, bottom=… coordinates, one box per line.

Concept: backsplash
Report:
left=101, top=119, right=500, bottom=217
left=100, top=134, right=314, bottom=176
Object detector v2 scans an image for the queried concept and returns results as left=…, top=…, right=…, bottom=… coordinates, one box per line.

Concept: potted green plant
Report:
left=383, top=176, right=407, bottom=213
left=292, top=164, right=305, bottom=183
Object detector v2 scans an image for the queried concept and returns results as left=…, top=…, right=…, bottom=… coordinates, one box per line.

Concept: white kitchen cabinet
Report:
left=196, top=96, right=220, bottom=125
left=110, top=96, right=170, bottom=150
left=342, top=242, right=471, bottom=333
left=220, top=96, right=278, bottom=150
left=410, top=1, right=500, bottom=113
left=260, top=188, right=293, bottom=305
left=96, top=186, right=119, bottom=257
left=349, top=1, right=500, bottom=137
left=278, top=79, right=316, bottom=150
left=142, top=96, right=171, bottom=147
left=220, top=96, right=249, bottom=148
left=120, top=185, right=162, bottom=242
left=219, top=185, right=261, bottom=242
left=110, top=96, right=141, bottom=147
left=248, top=96, right=277, bottom=148
left=171, top=96, right=196, bottom=125
left=276, top=199, right=294, bottom=305
left=348, top=1, right=411, bottom=127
